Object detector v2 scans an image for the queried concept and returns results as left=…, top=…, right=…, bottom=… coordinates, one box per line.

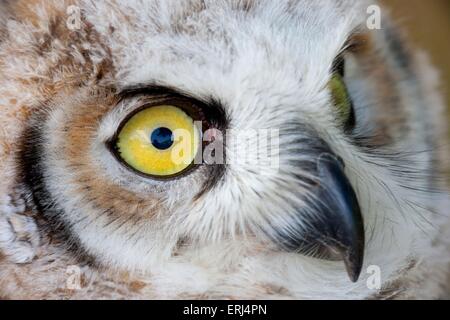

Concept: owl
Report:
left=0, top=0, right=449, bottom=300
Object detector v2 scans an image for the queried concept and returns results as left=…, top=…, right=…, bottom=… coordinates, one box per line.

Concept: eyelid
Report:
left=341, top=29, right=368, bottom=52
left=332, top=29, right=369, bottom=75
left=116, top=85, right=228, bottom=131
left=109, top=98, right=205, bottom=147
left=332, top=55, right=345, bottom=77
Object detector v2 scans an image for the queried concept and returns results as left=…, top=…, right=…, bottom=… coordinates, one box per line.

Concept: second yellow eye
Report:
left=116, top=105, right=200, bottom=177
left=328, top=73, right=355, bottom=131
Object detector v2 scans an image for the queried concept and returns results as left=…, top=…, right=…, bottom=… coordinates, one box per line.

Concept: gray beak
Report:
left=274, top=153, right=365, bottom=282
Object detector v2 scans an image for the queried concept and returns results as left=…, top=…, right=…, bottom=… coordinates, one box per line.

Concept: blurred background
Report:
left=379, top=3, right=449, bottom=278
left=382, top=0, right=450, bottom=142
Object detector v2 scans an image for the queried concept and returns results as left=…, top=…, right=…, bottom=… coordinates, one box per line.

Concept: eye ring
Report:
left=107, top=98, right=207, bottom=181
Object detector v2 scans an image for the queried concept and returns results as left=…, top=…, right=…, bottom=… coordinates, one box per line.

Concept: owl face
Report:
left=6, top=0, right=443, bottom=298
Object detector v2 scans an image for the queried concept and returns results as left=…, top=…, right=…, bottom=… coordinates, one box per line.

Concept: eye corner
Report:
left=106, top=134, right=119, bottom=154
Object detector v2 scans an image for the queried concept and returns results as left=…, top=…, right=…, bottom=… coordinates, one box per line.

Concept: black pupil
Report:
left=151, top=127, right=174, bottom=150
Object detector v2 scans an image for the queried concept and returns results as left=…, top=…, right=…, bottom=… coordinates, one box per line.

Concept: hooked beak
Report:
left=274, top=153, right=365, bottom=282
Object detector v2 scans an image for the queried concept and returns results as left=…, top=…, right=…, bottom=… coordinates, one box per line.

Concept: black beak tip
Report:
left=317, top=153, right=365, bottom=283
left=344, top=253, right=364, bottom=283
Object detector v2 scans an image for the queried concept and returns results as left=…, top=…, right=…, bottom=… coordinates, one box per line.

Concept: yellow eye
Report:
left=328, top=73, right=355, bottom=131
left=116, top=105, right=200, bottom=178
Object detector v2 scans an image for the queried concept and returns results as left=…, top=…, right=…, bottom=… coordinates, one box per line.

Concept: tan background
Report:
left=382, top=0, right=450, bottom=139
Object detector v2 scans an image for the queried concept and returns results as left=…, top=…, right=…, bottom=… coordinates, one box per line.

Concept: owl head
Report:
left=1, top=0, right=448, bottom=299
